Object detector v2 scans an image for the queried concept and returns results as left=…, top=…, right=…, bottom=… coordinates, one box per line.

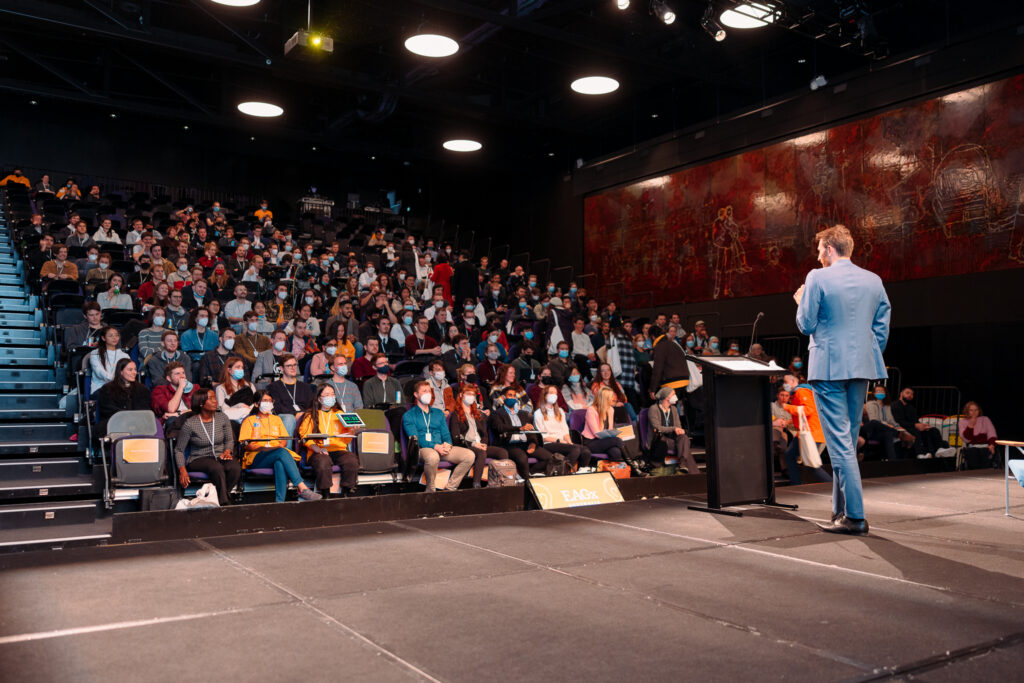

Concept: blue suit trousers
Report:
left=810, top=379, right=869, bottom=520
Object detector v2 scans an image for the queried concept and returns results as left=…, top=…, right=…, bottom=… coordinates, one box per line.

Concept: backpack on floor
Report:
left=487, top=459, right=518, bottom=487
left=545, top=453, right=569, bottom=477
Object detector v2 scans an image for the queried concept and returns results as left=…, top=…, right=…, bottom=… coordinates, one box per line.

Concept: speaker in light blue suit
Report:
left=796, top=241, right=891, bottom=529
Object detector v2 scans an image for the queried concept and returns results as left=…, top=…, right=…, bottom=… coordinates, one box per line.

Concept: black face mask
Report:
left=465, top=373, right=479, bottom=385
left=540, top=376, right=554, bottom=386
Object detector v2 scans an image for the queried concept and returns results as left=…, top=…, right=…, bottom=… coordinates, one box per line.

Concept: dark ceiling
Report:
left=2, top=0, right=1024, bottom=170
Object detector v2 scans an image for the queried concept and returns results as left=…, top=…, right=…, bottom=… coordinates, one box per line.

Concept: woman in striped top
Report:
left=173, top=389, right=241, bottom=505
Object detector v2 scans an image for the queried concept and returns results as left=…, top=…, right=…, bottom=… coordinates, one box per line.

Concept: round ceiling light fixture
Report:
left=209, top=0, right=260, bottom=6
left=405, top=34, right=460, bottom=58
left=237, top=101, right=284, bottom=117
left=720, top=2, right=779, bottom=29
left=570, top=76, right=620, bottom=95
left=442, top=139, right=482, bottom=152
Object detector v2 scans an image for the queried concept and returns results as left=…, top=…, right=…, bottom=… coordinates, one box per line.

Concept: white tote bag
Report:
left=796, top=406, right=822, bottom=468
left=607, top=337, right=622, bottom=377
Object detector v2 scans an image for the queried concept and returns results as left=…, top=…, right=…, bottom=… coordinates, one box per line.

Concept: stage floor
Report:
left=2, top=470, right=1022, bottom=682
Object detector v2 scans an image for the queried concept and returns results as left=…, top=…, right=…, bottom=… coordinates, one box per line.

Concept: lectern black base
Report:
left=687, top=500, right=798, bottom=517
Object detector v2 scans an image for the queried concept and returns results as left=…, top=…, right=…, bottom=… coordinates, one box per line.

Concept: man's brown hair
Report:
left=815, top=224, right=854, bottom=258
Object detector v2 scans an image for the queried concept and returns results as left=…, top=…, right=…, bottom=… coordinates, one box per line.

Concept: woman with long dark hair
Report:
left=296, top=384, right=360, bottom=498
left=94, top=358, right=151, bottom=434
left=238, top=390, right=321, bottom=502
left=88, top=326, right=129, bottom=395
left=448, top=383, right=508, bottom=488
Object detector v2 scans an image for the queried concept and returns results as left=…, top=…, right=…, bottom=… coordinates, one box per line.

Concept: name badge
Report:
left=293, top=403, right=300, bottom=412
left=425, top=431, right=432, bottom=442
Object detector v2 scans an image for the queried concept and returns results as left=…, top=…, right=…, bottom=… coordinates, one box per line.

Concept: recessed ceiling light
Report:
left=183, top=125, right=190, bottom=130
left=110, top=113, right=117, bottom=119
left=651, top=113, right=659, bottom=118
left=250, top=136, right=255, bottom=141
left=404, top=34, right=459, bottom=58
left=311, top=146, right=317, bottom=151
left=237, top=101, right=284, bottom=117
left=443, top=139, right=482, bottom=152
left=797, top=57, right=806, bottom=64
left=616, top=0, right=630, bottom=9
left=571, top=76, right=620, bottom=95
left=209, top=0, right=260, bottom=6
left=720, top=2, right=778, bottom=29
left=29, top=100, right=38, bottom=105
left=547, top=152, right=555, bottom=157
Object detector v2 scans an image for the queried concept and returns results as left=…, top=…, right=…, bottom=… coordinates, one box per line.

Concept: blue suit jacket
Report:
left=796, top=259, right=891, bottom=381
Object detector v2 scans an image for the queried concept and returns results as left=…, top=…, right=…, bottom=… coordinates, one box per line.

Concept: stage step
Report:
left=0, top=422, right=74, bottom=442
left=0, top=439, right=81, bottom=456
left=0, top=499, right=102, bottom=529
left=0, top=518, right=112, bottom=551
left=0, top=473, right=101, bottom=501
left=0, top=457, right=88, bottom=480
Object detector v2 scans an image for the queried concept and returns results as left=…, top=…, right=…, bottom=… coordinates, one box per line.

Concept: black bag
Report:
left=962, top=446, right=991, bottom=470
left=545, top=453, right=569, bottom=477
left=139, top=487, right=180, bottom=511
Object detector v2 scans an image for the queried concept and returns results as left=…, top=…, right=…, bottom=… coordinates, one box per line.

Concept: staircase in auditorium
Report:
left=0, top=190, right=109, bottom=551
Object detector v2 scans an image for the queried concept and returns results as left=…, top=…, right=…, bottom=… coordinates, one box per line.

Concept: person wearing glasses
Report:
left=267, top=354, right=313, bottom=435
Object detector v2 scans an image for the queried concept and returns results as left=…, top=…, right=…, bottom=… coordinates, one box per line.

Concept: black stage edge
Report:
left=108, top=459, right=949, bottom=547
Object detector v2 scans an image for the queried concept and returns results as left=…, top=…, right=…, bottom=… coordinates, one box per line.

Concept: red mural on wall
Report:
left=583, top=74, right=1024, bottom=305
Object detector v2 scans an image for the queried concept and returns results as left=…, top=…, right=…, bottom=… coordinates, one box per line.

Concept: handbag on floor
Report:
left=796, top=407, right=822, bottom=469
left=487, top=459, right=518, bottom=487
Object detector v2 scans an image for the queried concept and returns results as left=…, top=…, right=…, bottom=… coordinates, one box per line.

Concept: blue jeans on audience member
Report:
left=278, top=413, right=297, bottom=436
left=784, top=437, right=832, bottom=486
left=249, top=447, right=305, bottom=502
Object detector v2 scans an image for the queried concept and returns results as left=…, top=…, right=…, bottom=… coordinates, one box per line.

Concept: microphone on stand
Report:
left=748, top=312, right=765, bottom=355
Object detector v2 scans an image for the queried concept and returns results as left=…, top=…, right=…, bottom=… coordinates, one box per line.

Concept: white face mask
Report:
left=277, top=290, right=287, bottom=300
left=669, top=394, right=679, bottom=405
left=273, top=340, right=286, bottom=352
left=259, top=402, right=274, bottom=414
left=197, top=317, right=209, bottom=328
left=462, top=394, right=476, bottom=406
left=223, top=338, right=235, bottom=350
left=433, top=371, right=445, bottom=382
left=321, top=396, right=337, bottom=409
left=545, top=393, right=558, bottom=405
left=418, top=393, right=432, bottom=405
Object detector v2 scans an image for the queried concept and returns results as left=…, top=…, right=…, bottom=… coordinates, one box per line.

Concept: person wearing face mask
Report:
left=199, top=328, right=240, bottom=388
left=545, top=340, right=577, bottom=386
left=137, top=308, right=169, bottom=359
left=561, top=367, right=595, bottom=411
left=144, top=331, right=192, bottom=388
left=424, top=360, right=455, bottom=415
left=703, top=336, right=722, bottom=356
left=441, top=334, right=476, bottom=381
left=265, top=281, right=294, bottom=329
left=511, top=340, right=542, bottom=385
left=362, top=353, right=404, bottom=408
left=487, top=364, right=532, bottom=413
left=150, top=361, right=197, bottom=432
left=777, top=375, right=832, bottom=485
left=648, top=387, right=699, bottom=474
left=726, top=340, right=743, bottom=356
left=861, top=384, right=905, bottom=462
left=240, top=390, right=321, bottom=503
left=447, top=384, right=508, bottom=488
left=357, top=260, right=378, bottom=290
left=234, top=311, right=272, bottom=366
left=474, top=325, right=508, bottom=363
left=787, top=356, right=806, bottom=378
left=215, top=357, right=257, bottom=425
left=475, top=342, right=505, bottom=389
left=84, top=251, right=115, bottom=285
left=251, top=330, right=290, bottom=390
left=321, top=355, right=363, bottom=412
left=533, top=385, right=593, bottom=473
left=402, top=381, right=475, bottom=492
left=488, top=386, right=554, bottom=480
left=181, top=308, right=220, bottom=360
left=253, top=200, right=273, bottom=223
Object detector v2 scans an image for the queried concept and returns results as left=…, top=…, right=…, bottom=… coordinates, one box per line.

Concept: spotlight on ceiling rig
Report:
left=650, top=0, right=676, bottom=24
left=701, top=4, right=727, bottom=41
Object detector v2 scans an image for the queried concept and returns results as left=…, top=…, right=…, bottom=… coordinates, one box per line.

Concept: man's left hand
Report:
left=793, top=284, right=805, bottom=306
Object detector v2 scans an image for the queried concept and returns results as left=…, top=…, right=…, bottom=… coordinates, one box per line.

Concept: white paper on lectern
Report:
left=699, top=358, right=775, bottom=372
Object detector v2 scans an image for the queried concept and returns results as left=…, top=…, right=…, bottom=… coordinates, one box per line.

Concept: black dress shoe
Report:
left=831, top=511, right=844, bottom=523
left=817, top=515, right=869, bottom=536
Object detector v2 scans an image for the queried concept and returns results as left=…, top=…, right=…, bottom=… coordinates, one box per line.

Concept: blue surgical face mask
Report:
left=335, top=365, right=349, bottom=377
left=403, top=316, right=413, bottom=326
left=464, top=304, right=474, bottom=311
left=212, top=206, right=220, bottom=212
left=874, top=392, right=886, bottom=400
left=375, top=365, right=390, bottom=375
left=321, top=395, right=337, bottom=409
left=542, top=301, right=550, bottom=308
left=231, top=368, right=245, bottom=380
left=183, top=381, right=194, bottom=393
left=685, top=339, right=695, bottom=349
left=558, top=349, right=569, bottom=359
left=547, top=285, right=555, bottom=293
left=519, top=301, right=528, bottom=309
left=524, top=331, right=534, bottom=340
left=710, top=342, right=720, bottom=351
left=503, top=397, right=518, bottom=409
left=568, top=374, right=580, bottom=384
left=793, top=361, right=803, bottom=369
